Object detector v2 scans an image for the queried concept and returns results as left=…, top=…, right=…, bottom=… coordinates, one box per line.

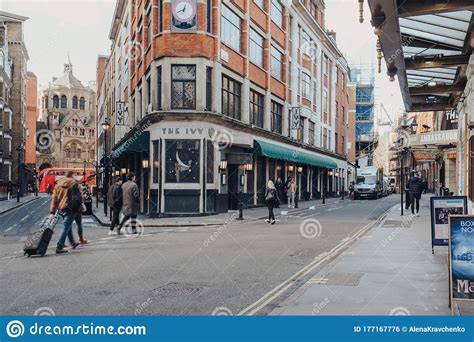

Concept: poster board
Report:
left=430, top=196, right=467, bottom=253
left=448, top=215, right=474, bottom=308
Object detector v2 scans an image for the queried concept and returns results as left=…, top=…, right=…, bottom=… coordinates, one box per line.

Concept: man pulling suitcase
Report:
left=49, top=171, right=83, bottom=254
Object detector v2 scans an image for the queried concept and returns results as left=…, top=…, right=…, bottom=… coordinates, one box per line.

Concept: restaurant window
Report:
left=152, top=140, right=160, bottom=183
left=323, top=90, right=328, bottom=113
left=158, top=0, right=163, bottom=33
left=146, top=7, right=152, bottom=47
left=207, top=0, right=212, bottom=33
left=323, top=128, right=328, bottom=149
left=206, top=67, right=212, bottom=111
left=254, top=0, right=264, bottom=8
left=221, top=5, right=241, bottom=52
left=157, top=66, right=162, bottom=110
left=222, top=75, right=241, bottom=120
left=271, top=101, right=283, bottom=134
left=207, top=140, right=214, bottom=183
left=250, top=90, right=264, bottom=128
left=165, top=140, right=200, bottom=183
left=171, top=65, right=196, bottom=109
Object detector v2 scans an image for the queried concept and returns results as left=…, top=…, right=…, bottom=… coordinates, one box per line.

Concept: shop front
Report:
left=118, top=117, right=346, bottom=217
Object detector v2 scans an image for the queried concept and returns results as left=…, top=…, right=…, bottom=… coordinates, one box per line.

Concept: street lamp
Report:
left=102, top=118, right=110, bottom=216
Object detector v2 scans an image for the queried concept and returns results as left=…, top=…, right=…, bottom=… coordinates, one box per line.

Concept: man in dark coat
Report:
left=118, top=172, right=140, bottom=234
left=108, top=177, right=123, bottom=235
left=408, top=172, right=424, bottom=216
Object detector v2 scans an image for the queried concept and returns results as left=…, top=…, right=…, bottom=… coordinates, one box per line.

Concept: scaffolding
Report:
left=350, top=66, right=376, bottom=166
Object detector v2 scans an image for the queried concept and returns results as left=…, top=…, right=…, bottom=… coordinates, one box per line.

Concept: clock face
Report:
left=172, top=0, right=196, bottom=23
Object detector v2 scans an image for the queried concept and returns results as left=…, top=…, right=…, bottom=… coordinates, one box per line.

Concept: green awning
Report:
left=112, top=131, right=149, bottom=158
left=254, top=140, right=338, bottom=169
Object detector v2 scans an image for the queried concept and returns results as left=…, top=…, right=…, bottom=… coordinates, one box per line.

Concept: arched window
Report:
left=72, top=96, right=78, bottom=109
left=70, top=143, right=77, bottom=159
left=53, top=95, right=59, bottom=108
left=79, top=97, right=85, bottom=110
left=61, top=95, right=67, bottom=108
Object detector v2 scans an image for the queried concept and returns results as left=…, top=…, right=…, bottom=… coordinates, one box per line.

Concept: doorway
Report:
left=228, top=164, right=240, bottom=210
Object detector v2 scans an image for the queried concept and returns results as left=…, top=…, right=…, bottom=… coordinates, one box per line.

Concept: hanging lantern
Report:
left=376, top=39, right=383, bottom=74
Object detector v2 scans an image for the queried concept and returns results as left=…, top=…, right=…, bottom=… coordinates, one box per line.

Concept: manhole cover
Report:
left=152, top=283, right=204, bottom=297
left=320, top=272, right=365, bottom=286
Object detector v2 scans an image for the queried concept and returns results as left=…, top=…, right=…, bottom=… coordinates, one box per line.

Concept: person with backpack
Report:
left=49, top=171, right=83, bottom=254
left=109, top=177, right=123, bottom=235
left=118, top=172, right=140, bottom=234
left=265, top=180, right=277, bottom=224
left=408, top=171, right=424, bottom=217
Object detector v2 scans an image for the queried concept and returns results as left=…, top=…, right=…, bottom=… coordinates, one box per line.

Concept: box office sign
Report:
left=449, top=215, right=474, bottom=304
left=430, top=196, right=467, bottom=253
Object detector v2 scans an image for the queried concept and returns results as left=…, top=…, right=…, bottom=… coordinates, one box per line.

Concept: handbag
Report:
left=265, top=190, right=274, bottom=202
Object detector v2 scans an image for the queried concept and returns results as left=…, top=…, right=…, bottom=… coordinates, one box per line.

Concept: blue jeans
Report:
left=57, top=211, right=79, bottom=249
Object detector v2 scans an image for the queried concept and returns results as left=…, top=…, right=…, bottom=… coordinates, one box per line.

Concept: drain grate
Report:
left=152, top=283, right=204, bottom=297
left=310, top=272, right=365, bottom=286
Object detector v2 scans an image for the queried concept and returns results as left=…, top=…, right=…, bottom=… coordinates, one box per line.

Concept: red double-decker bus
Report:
left=38, top=168, right=96, bottom=193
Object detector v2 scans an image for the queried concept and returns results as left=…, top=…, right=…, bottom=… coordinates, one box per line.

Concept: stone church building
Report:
left=37, top=60, right=96, bottom=170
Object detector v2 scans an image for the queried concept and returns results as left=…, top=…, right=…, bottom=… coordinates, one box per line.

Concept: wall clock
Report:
left=172, top=0, right=197, bottom=31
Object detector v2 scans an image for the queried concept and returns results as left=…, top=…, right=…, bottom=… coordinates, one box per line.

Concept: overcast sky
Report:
left=2, top=0, right=404, bottom=121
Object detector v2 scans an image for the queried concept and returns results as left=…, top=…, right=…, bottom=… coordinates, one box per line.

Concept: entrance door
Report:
left=228, top=164, right=239, bottom=210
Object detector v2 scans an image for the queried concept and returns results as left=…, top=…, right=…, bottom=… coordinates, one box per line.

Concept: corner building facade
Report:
left=107, top=0, right=350, bottom=216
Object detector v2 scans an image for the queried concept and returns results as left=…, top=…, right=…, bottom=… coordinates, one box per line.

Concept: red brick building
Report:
left=100, top=0, right=350, bottom=215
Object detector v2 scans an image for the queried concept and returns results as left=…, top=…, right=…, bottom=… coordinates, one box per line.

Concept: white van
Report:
left=354, top=167, right=384, bottom=199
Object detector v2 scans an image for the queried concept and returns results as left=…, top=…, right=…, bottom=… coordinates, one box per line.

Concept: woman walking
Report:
left=265, top=180, right=277, bottom=224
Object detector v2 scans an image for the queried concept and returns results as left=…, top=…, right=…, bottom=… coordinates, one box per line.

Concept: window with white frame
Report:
left=301, top=72, right=311, bottom=99
left=323, top=89, right=328, bottom=113
left=323, top=54, right=329, bottom=75
left=270, top=46, right=283, bottom=80
left=249, top=28, right=264, bottom=67
left=271, top=0, right=283, bottom=28
left=309, top=121, right=315, bottom=145
left=221, top=5, right=242, bottom=52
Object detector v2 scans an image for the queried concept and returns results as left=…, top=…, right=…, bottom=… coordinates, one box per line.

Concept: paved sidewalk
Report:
left=271, top=195, right=474, bottom=316
left=0, top=193, right=41, bottom=215
left=92, top=196, right=346, bottom=227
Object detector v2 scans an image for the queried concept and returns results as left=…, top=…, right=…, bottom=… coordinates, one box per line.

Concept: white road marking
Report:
left=326, top=206, right=343, bottom=212
left=238, top=206, right=393, bottom=316
left=5, top=224, right=17, bottom=232
left=20, top=215, right=30, bottom=222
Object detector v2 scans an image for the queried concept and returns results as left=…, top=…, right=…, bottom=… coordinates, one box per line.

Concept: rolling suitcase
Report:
left=23, top=212, right=61, bottom=257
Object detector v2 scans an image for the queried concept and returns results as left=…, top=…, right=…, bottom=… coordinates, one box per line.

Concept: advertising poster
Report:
left=449, top=215, right=474, bottom=303
left=430, top=196, right=467, bottom=252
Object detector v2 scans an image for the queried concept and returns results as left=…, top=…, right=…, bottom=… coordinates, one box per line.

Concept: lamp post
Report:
left=16, top=144, right=24, bottom=203
left=102, top=118, right=110, bottom=216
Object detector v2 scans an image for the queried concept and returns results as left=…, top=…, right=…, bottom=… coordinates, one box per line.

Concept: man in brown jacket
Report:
left=118, top=172, right=140, bottom=234
left=49, top=171, right=83, bottom=253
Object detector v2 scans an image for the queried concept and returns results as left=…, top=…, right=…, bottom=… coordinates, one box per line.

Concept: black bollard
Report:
left=237, top=191, right=244, bottom=220
left=322, top=191, right=326, bottom=204
left=341, top=187, right=344, bottom=200
left=295, top=191, right=299, bottom=208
